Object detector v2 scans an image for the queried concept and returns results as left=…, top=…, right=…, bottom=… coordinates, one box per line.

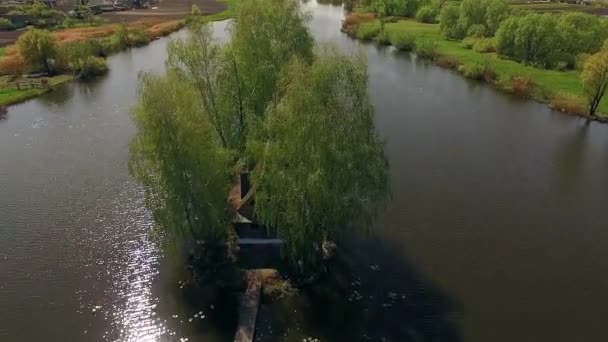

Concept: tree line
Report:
left=129, top=0, right=389, bottom=275
left=439, top=0, right=608, bottom=117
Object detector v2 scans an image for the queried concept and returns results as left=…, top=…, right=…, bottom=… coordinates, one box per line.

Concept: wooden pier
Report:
left=234, top=269, right=278, bottom=342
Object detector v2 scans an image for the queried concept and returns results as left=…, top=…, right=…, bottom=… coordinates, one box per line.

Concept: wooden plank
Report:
left=238, top=238, right=284, bottom=246
left=234, top=272, right=262, bottom=342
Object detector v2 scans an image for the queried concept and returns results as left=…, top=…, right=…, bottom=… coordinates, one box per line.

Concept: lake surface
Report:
left=1, top=2, right=608, bottom=342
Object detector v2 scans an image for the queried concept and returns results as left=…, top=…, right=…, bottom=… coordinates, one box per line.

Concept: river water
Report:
left=1, top=2, right=607, bottom=342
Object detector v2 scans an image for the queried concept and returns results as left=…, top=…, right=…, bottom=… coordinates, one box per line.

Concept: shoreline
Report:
left=344, top=14, right=608, bottom=123
left=0, top=0, right=237, bottom=107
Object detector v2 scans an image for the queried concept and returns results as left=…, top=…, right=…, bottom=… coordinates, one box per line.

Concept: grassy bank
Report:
left=0, top=0, right=239, bottom=107
left=349, top=16, right=606, bottom=119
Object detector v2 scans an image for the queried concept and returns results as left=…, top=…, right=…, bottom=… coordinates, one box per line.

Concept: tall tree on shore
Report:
left=250, top=50, right=389, bottom=272
left=582, top=44, right=608, bottom=117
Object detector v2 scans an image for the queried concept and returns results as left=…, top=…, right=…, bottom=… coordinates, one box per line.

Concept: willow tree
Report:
left=167, top=0, right=314, bottom=159
left=230, top=0, right=314, bottom=119
left=129, top=73, right=231, bottom=244
left=250, top=51, right=389, bottom=272
left=582, top=46, right=608, bottom=118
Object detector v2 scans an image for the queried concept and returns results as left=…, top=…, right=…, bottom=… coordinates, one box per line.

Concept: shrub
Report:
left=99, top=35, right=123, bottom=55
left=191, top=4, right=202, bottom=15
left=415, top=37, right=437, bottom=59
left=435, top=56, right=461, bottom=69
left=114, top=25, right=130, bottom=47
left=17, top=29, right=57, bottom=73
left=472, top=37, right=495, bottom=53
left=461, top=36, right=475, bottom=49
left=356, top=22, right=381, bottom=41
left=458, top=62, right=485, bottom=80
left=576, top=53, right=590, bottom=72
left=0, top=18, right=14, bottom=31
left=416, top=4, right=438, bottom=23
left=510, top=75, right=535, bottom=98
left=129, top=28, right=150, bottom=46
left=550, top=92, right=587, bottom=116
left=391, top=31, right=416, bottom=51
left=79, top=56, right=107, bottom=79
left=0, top=54, right=28, bottom=75
left=62, top=17, right=78, bottom=28
left=466, top=24, right=487, bottom=38
left=376, top=29, right=390, bottom=45
left=439, top=5, right=462, bottom=39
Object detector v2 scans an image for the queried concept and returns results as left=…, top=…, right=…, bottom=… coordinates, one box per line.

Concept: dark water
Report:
left=2, top=2, right=608, bottom=342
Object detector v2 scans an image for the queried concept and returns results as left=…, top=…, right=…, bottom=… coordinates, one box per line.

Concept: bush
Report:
left=0, top=54, right=28, bottom=75
left=62, top=17, right=78, bottom=28
left=17, top=29, right=57, bottom=73
left=510, top=75, right=535, bottom=98
left=129, top=28, right=150, bottom=47
left=439, top=5, right=462, bottom=39
left=0, top=18, right=14, bottom=31
left=550, top=92, right=587, bottom=116
left=415, top=37, right=437, bottom=59
left=461, top=36, right=475, bottom=49
left=472, top=37, right=495, bottom=53
left=191, top=4, right=202, bottom=15
left=466, top=24, right=487, bottom=38
left=99, top=35, right=124, bottom=56
left=416, top=4, right=438, bottom=23
left=376, top=29, right=390, bottom=45
left=458, top=62, right=485, bottom=80
left=79, top=56, right=107, bottom=79
left=576, top=53, right=590, bottom=72
left=436, top=56, right=461, bottom=69
left=356, top=22, right=381, bottom=41
left=391, top=31, right=416, bottom=51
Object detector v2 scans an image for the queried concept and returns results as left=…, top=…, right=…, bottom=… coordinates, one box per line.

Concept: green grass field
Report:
left=360, top=19, right=606, bottom=116
left=0, top=75, right=74, bottom=106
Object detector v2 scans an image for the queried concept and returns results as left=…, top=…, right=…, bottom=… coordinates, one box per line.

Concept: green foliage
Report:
left=168, top=23, right=243, bottom=151
left=576, top=53, right=590, bottom=72
left=466, top=24, right=486, bottom=38
left=369, top=0, right=427, bottom=18
left=356, top=21, right=381, bottom=40
left=9, top=0, right=65, bottom=27
left=439, top=5, right=462, bottom=39
left=17, top=29, right=57, bottom=73
left=129, top=28, right=151, bottom=46
left=376, top=28, right=390, bottom=45
left=391, top=31, right=416, bottom=51
left=250, top=51, right=388, bottom=271
left=57, top=40, right=108, bottom=78
left=415, top=37, right=437, bottom=59
left=114, top=25, right=130, bottom=47
left=0, top=18, right=14, bottom=31
left=582, top=44, right=608, bottom=116
left=191, top=4, right=202, bottom=15
left=458, top=61, right=487, bottom=80
left=230, top=0, right=314, bottom=121
left=133, top=0, right=389, bottom=271
left=79, top=56, right=107, bottom=79
left=439, top=0, right=508, bottom=39
left=416, top=4, right=439, bottom=24
left=472, top=37, right=494, bottom=53
left=130, top=73, right=231, bottom=243
left=495, top=11, right=608, bottom=69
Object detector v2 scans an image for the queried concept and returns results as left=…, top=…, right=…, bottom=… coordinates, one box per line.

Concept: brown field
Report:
left=0, top=0, right=226, bottom=46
